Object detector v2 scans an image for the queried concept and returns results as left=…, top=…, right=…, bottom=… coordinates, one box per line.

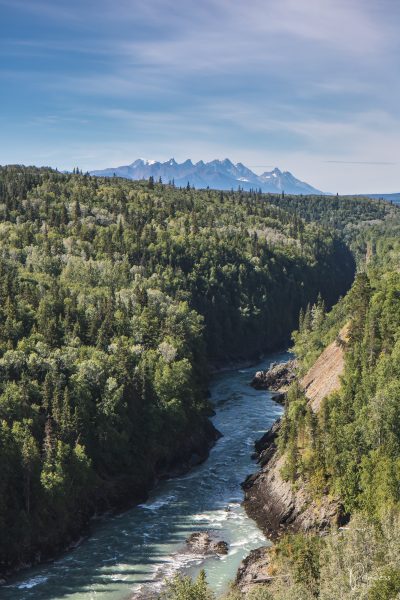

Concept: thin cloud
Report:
left=0, top=0, right=79, bottom=21
left=1, top=0, right=400, bottom=193
left=324, top=160, right=397, bottom=165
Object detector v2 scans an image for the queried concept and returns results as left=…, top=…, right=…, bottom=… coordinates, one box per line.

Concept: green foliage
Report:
left=267, top=193, right=397, bottom=240
left=284, top=225, right=400, bottom=519
left=160, top=572, right=275, bottom=600
left=160, top=570, right=215, bottom=600
left=249, top=513, right=400, bottom=600
left=245, top=590, right=274, bottom=600
left=0, top=165, right=378, bottom=573
left=367, top=567, right=400, bottom=600
left=291, top=293, right=348, bottom=375
left=224, top=589, right=274, bottom=600
left=275, top=534, right=321, bottom=597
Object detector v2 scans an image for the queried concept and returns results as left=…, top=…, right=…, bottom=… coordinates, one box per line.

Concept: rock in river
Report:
left=186, top=532, right=228, bottom=556
left=251, top=359, right=297, bottom=393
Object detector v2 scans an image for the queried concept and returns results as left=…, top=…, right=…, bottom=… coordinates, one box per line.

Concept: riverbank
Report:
left=1, top=348, right=292, bottom=586
left=0, top=414, right=220, bottom=584
left=2, top=349, right=290, bottom=583
left=1, top=355, right=286, bottom=600
left=236, top=331, right=349, bottom=593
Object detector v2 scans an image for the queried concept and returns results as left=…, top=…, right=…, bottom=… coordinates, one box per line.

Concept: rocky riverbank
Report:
left=236, top=328, right=349, bottom=591
left=235, top=546, right=272, bottom=593
left=251, top=359, right=297, bottom=394
left=242, top=423, right=345, bottom=540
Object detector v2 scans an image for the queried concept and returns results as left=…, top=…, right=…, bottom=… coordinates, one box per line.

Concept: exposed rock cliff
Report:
left=235, top=546, right=273, bottom=593
left=237, top=329, right=349, bottom=591
left=243, top=326, right=349, bottom=537
left=300, top=325, right=349, bottom=412
left=243, top=448, right=344, bottom=539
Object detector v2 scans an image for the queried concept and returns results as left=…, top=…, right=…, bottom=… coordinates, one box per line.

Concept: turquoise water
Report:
left=2, top=353, right=287, bottom=600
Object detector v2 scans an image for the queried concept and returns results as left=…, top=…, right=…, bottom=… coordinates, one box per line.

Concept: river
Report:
left=1, top=353, right=288, bottom=600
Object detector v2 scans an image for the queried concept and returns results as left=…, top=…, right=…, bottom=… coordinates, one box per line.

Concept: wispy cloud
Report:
left=1, top=0, right=400, bottom=193
left=324, top=160, right=397, bottom=166
left=0, top=0, right=79, bottom=21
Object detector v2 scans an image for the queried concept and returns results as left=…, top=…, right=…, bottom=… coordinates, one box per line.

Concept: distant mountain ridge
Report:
left=90, top=158, right=324, bottom=195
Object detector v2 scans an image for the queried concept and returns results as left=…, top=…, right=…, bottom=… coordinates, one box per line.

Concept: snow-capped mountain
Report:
left=90, top=158, right=324, bottom=195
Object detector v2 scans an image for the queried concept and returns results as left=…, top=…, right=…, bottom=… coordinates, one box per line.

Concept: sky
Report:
left=1, top=0, right=400, bottom=194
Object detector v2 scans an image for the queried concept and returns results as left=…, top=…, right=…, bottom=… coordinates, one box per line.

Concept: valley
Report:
left=0, top=165, right=399, bottom=599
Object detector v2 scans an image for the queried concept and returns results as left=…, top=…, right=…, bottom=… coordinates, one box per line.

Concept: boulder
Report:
left=251, top=359, right=297, bottom=392
left=186, top=532, right=229, bottom=556
left=212, top=540, right=229, bottom=555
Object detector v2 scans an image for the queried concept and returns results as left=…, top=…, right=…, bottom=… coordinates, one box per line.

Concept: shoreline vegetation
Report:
left=154, top=207, right=400, bottom=598
left=0, top=165, right=398, bottom=592
left=223, top=221, right=400, bottom=599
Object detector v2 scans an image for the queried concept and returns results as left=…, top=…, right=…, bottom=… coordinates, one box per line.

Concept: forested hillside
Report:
left=283, top=224, right=400, bottom=517
left=239, top=222, right=400, bottom=600
left=0, top=166, right=356, bottom=574
left=267, top=193, right=392, bottom=227
left=161, top=225, right=400, bottom=600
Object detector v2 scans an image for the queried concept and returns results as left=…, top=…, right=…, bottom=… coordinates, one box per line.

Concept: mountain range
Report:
left=90, top=158, right=324, bottom=195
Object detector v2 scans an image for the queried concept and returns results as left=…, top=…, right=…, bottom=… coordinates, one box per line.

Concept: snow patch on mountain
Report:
left=90, top=159, right=324, bottom=195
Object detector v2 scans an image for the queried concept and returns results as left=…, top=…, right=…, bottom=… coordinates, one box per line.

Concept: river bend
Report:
left=2, top=353, right=288, bottom=600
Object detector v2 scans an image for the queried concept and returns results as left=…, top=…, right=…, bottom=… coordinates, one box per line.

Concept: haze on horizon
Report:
left=1, top=0, right=399, bottom=194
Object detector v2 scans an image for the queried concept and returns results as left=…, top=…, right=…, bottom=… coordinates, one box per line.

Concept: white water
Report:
left=2, top=353, right=287, bottom=599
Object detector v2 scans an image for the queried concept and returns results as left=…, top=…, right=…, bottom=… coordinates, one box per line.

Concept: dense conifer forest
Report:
left=157, top=221, right=400, bottom=599
left=0, top=165, right=363, bottom=574
left=281, top=224, right=400, bottom=518
left=231, top=222, right=400, bottom=600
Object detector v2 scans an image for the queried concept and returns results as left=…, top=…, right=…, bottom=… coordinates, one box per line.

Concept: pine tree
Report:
left=72, top=199, right=81, bottom=222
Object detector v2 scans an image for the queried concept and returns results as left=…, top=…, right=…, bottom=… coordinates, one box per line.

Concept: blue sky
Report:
left=1, top=0, right=399, bottom=193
